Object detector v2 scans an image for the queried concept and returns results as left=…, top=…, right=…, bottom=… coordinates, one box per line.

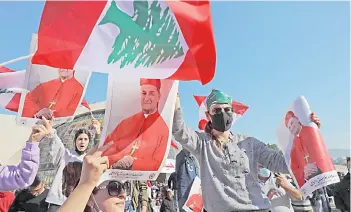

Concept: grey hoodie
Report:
left=172, top=109, right=289, bottom=212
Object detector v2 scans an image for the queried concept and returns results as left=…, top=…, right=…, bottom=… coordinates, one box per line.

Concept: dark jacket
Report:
left=176, top=149, right=199, bottom=209
left=168, top=172, right=177, bottom=190
left=334, top=172, right=350, bottom=212
left=160, top=198, right=176, bottom=212
left=9, top=189, right=49, bottom=212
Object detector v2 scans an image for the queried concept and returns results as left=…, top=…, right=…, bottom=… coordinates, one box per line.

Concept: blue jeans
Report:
left=124, top=200, right=136, bottom=212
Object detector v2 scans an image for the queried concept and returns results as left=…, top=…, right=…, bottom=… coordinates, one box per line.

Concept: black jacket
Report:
left=334, top=172, right=350, bottom=212
left=9, top=189, right=49, bottom=212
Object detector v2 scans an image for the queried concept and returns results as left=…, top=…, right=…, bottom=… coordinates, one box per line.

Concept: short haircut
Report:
left=30, top=175, right=42, bottom=188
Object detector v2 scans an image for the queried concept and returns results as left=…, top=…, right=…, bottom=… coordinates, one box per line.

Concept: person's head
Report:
left=304, top=162, right=321, bottom=180
left=62, top=161, right=83, bottom=198
left=285, top=111, right=302, bottom=136
left=74, top=129, right=92, bottom=155
left=258, top=166, right=271, bottom=179
left=58, top=68, right=75, bottom=80
left=204, top=89, right=233, bottom=134
left=87, top=180, right=126, bottom=212
left=346, top=157, right=350, bottom=171
left=165, top=189, right=173, bottom=200
left=140, top=78, right=161, bottom=114
left=28, top=176, right=45, bottom=196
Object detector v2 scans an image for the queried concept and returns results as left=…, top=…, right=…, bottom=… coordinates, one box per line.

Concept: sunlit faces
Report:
left=75, top=133, right=90, bottom=152
left=58, top=69, right=74, bottom=79
left=287, top=116, right=302, bottom=136
left=92, top=181, right=126, bottom=212
left=140, top=84, right=160, bottom=114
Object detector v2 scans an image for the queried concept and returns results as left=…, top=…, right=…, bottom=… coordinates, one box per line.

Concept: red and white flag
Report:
left=193, top=95, right=249, bottom=130
left=0, top=67, right=91, bottom=112
left=0, top=67, right=25, bottom=111
left=32, top=0, right=216, bottom=85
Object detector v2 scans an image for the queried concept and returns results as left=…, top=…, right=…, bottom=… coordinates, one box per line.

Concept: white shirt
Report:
left=259, top=174, right=294, bottom=212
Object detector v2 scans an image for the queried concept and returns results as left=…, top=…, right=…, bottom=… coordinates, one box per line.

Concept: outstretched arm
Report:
left=252, top=137, right=289, bottom=174
left=0, top=142, right=40, bottom=191
left=172, top=95, right=203, bottom=156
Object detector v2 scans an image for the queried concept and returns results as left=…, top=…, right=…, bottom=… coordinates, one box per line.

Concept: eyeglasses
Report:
left=211, top=107, right=233, bottom=115
left=95, top=181, right=125, bottom=197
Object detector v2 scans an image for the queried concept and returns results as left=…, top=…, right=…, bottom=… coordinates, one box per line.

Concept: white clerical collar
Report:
left=144, top=110, right=157, bottom=118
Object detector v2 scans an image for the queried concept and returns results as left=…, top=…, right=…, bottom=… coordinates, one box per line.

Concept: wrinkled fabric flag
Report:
left=32, top=0, right=216, bottom=85
left=193, top=95, right=249, bottom=130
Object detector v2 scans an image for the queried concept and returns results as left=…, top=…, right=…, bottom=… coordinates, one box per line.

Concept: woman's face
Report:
left=93, top=183, right=126, bottom=212
left=75, top=133, right=89, bottom=152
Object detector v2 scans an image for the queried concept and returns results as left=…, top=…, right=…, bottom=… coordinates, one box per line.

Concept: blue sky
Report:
left=0, top=2, right=349, bottom=149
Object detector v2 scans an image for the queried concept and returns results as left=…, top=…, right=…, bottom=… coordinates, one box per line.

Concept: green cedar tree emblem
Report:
left=99, top=0, right=184, bottom=68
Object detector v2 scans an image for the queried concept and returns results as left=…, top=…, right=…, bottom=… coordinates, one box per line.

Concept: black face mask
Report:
left=210, top=112, right=233, bottom=132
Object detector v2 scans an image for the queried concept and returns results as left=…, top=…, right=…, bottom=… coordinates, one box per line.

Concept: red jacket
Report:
left=0, top=192, right=15, bottom=212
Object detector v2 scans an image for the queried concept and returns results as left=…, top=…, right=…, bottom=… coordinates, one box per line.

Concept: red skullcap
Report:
left=140, top=78, right=161, bottom=90
left=285, top=111, right=295, bottom=127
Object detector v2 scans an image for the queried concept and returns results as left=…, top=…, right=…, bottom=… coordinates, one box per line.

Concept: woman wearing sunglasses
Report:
left=173, top=89, right=321, bottom=212
left=58, top=142, right=127, bottom=212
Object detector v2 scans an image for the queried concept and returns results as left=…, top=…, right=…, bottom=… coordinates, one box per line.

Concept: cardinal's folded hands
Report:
left=111, top=155, right=135, bottom=170
left=34, top=108, right=55, bottom=120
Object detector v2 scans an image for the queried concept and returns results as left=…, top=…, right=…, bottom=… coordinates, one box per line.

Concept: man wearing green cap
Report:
left=172, top=89, right=321, bottom=212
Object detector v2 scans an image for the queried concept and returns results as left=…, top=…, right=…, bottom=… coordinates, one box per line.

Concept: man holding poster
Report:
left=22, top=69, right=83, bottom=119
left=285, top=111, right=334, bottom=187
left=102, top=78, right=168, bottom=171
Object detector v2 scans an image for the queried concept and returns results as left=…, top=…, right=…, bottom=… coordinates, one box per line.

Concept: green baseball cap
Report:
left=205, top=89, right=232, bottom=110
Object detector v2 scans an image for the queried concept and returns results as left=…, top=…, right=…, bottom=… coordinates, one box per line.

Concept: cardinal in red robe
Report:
left=22, top=69, right=83, bottom=118
left=102, top=78, right=169, bottom=171
left=185, top=192, right=203, bottom=212
left=285, top=111, right=334, bottom=187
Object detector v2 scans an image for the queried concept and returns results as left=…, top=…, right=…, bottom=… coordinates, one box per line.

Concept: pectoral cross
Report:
left=130, top=141, right=139, bottom=156
left=304, top=153, right=310, bottom=163
left=48, top=100, right=56, bottom=109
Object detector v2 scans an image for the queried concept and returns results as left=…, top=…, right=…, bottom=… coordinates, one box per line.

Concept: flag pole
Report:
left=0, top=54, right=34, bottom=67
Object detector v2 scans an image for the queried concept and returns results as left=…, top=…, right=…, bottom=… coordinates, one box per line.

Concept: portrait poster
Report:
left=17, top=34, right=91, bottom=126
left=98, top=73, right=178, bottom=183
left=276, top=96, right=339, bottom=198
left=183, top=176, right=203, bottom=212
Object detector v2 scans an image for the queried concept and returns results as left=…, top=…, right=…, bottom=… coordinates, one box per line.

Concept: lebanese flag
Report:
left=0, top=67, right=91, bottom=112
left=0, top=67, right=25, bottom=112
left=194, top=95, right=249, bottom=130
left=32, top=0, right=216, bottom=85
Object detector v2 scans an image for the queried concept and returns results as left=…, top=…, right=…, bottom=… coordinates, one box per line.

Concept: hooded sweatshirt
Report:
left=172, top=109, right=289, bottom=212
left=45, top=131, right=100, bottom=206
left=0, top=142, right=40, bottom=191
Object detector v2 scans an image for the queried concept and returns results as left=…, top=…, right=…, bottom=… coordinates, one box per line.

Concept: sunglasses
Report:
left=95, top=181, right=125, bottom=197
left=211, top=107, right=233, bottom=115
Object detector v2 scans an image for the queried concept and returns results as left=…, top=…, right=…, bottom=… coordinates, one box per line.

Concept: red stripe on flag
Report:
left=167, top=1, right=216, bottom=85
left=0, top=66, right=15, bottom=73
left=5, top=93, right=21, bottom=112
left=81, top=98, right=91, bottom=110
left=193, top=95, right=206, bottom=106
left=32, top=0, right=107, bottom=68
left=171, top=140, right=178, bottom=149
left=232, top=101, right=249, bottom=115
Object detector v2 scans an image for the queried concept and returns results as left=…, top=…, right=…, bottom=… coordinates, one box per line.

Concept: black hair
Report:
left=74, top=128, right=92, bottom=144
left=73, top=129, right=92, bottom=155
left=30, top=175, right=41, bottom=188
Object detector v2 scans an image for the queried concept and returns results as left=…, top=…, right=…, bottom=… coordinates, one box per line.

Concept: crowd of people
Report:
left=0, top=89, right=350, bottom=212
